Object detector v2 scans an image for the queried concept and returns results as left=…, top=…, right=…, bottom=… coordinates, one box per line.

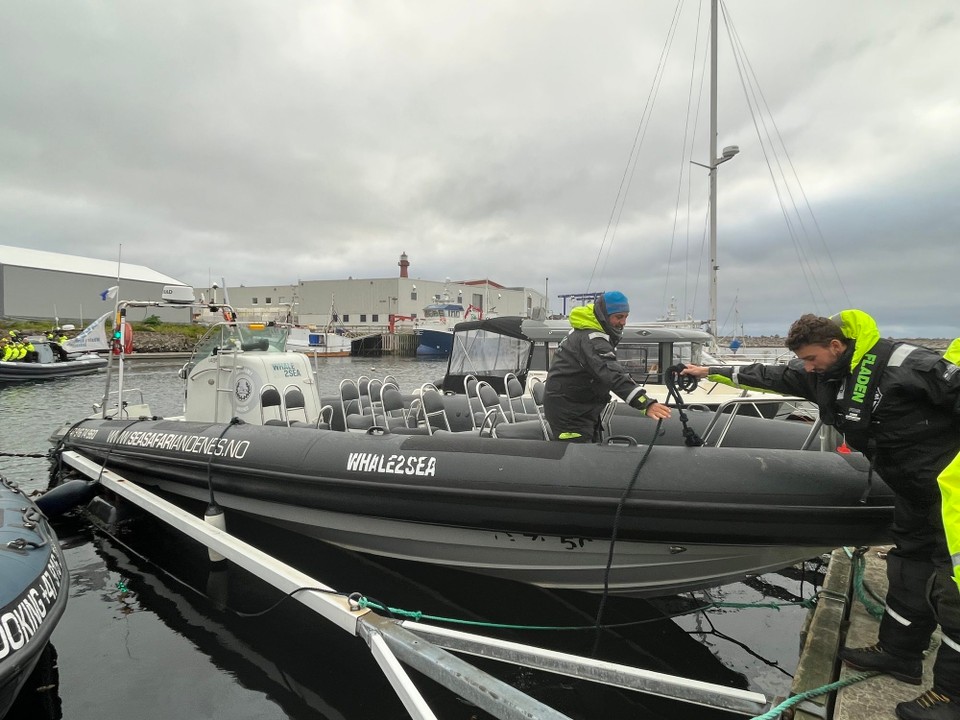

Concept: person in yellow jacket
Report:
left=543, top=291, right=671, bottom=442
left=939, top=337, right=960, bottom=679
left=684, top=311, right=960, bottom=720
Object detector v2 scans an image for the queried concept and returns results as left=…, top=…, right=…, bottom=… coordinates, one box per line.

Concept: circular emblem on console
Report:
left=236, top=377, right=253, bottom=403
left=233, top=366, right=261, bottom=416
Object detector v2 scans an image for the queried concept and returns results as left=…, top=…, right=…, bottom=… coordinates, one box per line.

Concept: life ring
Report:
left=113, top=324, right=134, bottom=355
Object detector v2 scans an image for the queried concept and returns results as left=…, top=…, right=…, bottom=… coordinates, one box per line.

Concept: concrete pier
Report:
left=792, top=546, right=941, bottom=720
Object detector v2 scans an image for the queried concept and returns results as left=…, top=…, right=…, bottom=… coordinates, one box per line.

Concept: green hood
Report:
left=569, top=304, right=604, bottom=332
left=831, top=309, right=881, bottom=372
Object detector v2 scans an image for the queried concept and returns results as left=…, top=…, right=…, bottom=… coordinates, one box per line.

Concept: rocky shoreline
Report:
left=4, top=325, right=951, bottom=354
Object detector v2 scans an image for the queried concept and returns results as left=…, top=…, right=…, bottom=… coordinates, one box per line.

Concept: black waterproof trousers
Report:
left=879, top=494, right=960, bottom=697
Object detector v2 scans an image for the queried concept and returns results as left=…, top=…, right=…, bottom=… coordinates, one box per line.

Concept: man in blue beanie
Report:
left=543, top=291, right=671, bottom=442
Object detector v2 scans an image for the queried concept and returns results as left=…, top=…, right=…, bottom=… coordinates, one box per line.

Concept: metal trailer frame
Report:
left=62, top=450, right=775, bottom=720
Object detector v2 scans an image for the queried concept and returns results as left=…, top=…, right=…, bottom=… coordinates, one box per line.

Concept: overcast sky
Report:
left=1, top=1, right=957, bottom=337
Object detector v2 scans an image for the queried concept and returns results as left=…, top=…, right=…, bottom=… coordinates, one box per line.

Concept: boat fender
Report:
left=34, top=479, right=97, bottom=517
left=204, top=503, right=227, bottom=562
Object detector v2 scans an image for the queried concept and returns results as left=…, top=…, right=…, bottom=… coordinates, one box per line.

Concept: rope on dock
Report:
left=748, top=671, right=880, bottom=720
left=845, top=546, right=886, bottom=619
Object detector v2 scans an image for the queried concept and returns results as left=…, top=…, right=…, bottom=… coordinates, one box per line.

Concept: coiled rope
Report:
left=663, top=363, right=705, bottom=447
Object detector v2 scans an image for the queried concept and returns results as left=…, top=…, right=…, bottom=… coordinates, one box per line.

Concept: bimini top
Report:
left=442, top=316, right=714, bottom=393
left=451, top=316, right=713, bottom=344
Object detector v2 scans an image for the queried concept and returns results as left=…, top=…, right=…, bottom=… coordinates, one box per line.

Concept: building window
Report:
left=332, top=314, right=339, bottom=322
left=265, top=297, right=272, bottom=304
left=252, top=297, right=258, bottom=304
left=411, top=290, right=418, bottom=301
left=360, top=314, right=367, bottom=323
left=342, top=314, right=350, bottom=322
left=372, top=314, right=379, bottom=322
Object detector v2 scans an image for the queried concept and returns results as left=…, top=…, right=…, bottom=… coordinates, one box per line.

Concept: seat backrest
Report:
left=530, top=378, right=545, bottom=408
left=260, top=384, right=284, bottom=424
left=284, top=385, right=308, bottom=424
left=367, top=378, right=384, bottom=420
left=317, top=404, right=334, bottom=430
left=338, top=378, right=362, bottom=426
left=380, top=385, right=409, bottom=428
left=476, top=380, right=508, bottom=422
left=420, top=388, right=451, bottom=434
left=463, top=374, right=480, bottom=428
left=504, top=372, right=525, bottom=420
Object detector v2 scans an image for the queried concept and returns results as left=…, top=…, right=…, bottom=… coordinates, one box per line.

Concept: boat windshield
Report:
left=443, top=327, right=532, bottom=393
left=183, top=322, right=288, bottom=374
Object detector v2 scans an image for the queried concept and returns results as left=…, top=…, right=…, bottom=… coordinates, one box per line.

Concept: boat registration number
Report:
left=493, top=532, right=593, bottom=550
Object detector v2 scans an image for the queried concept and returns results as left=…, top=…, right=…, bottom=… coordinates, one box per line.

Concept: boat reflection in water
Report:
left=55, top=499, right=815, bottom=720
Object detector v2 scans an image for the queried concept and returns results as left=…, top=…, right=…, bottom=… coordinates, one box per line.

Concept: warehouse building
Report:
left=0, top=244, right=190, bottom=324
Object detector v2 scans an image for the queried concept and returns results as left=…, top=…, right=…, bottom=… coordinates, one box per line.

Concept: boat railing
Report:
left=697, top=395, right=822, bottom=449
left=94, top=387, right=149, bottom=419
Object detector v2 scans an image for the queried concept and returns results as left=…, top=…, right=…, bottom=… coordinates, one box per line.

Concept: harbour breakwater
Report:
left=743, top=336, right=951, bottom=351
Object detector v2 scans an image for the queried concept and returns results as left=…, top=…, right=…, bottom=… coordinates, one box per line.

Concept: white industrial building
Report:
left=1, top=245, right=548, bottom=333
left=0, top=244, right=190, bottom=323
left=223, top=252, right=548, bottom=331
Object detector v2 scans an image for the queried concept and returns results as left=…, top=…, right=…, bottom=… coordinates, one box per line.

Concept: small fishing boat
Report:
left=0, top=476, right=69, bottom=717
left=51, top=292, right=894, bottom=598
left=284, top=326, right=353, bottom=358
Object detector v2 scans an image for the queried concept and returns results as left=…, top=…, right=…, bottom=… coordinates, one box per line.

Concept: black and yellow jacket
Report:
left=544, top=297, right=654, bottom=440
left=937, top=339, right=960, bottom=588
left=703, top=309, right=960, bottom=506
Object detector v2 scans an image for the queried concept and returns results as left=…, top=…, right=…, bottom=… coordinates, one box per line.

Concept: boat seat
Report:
left=260, top=384, right=285, bottom=424
left=474, top=381, right=509, bottom=427
left=419, top=387, right=452, bottom=434
left=463, top=374, right=481, bottom=429
left=339, top=378, right=376, bottom=432
left=316, top=404, right=334, bottom=430
left=380, top=384, right=414, bottom=430
left=494, top=420, right=550, bottom=440
left=504, top=372, right=531, bottom=420
left=284, top=385, right=309, bottom=424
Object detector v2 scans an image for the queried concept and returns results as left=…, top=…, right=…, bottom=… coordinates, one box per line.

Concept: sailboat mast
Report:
left=709, top=0, right=719, bottom=338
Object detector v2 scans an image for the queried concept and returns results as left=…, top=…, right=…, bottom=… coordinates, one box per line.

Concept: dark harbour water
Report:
left=0, top=357, right=825, bottom=720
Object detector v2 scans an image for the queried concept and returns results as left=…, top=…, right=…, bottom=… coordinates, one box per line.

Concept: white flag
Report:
left=100, top=286, right=119, bottom=302
left=61, top=312, right=112, bottom=354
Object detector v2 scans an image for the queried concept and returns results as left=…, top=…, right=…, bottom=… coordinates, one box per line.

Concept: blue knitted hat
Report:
left=603, top=291, right=630, bottom=315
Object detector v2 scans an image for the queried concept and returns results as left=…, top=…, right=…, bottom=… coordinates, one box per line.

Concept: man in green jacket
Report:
left=544, top=291, right=671, bottom=443
left=683, top=310, right=960, bottom=720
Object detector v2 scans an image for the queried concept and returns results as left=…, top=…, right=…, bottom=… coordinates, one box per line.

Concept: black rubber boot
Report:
left=839, top=643, right=923, bottom=685
left=896, top=690, right=960, bottom=720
